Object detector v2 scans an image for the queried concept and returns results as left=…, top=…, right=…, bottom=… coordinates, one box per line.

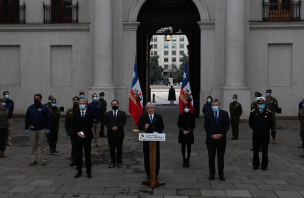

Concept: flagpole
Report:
left=132, top=54, right=141, bottom=132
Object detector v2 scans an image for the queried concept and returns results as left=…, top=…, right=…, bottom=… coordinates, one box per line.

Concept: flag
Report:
left=128, top=62, right=143, bottom=127
left=179, top=62, right=193, bottom=113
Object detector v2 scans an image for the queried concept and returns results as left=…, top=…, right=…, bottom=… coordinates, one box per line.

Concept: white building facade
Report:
left=0, top=0, right=303, bottom=118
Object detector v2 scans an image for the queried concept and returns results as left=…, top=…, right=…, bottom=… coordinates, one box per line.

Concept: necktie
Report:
left=215, top=112, right=218, bottom=124
left=114, top=111, right=117, bottom=121
left=150, top=115, right=153, bottom=125
left=81, top=111, right=84, bottom=120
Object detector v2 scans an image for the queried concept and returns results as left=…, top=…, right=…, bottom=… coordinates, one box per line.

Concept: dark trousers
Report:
left=143, top=142, right=160, bottom=177
left=47, top=124, right=59, bottom=150
left=100, top=115, right=105, bottom=136
left=0, top=128, right=8, bottom=152
left=207, top=141, right=226, bottom=176
left=108, top=137, right=123, bottom=163
left=70, top=129, right=77, bottom=163
left=181, top=143, right=191, bottom=159
left=76, top=137, right=92, bottom=174
left=253, top=132, right=269, bottom=168
left=230, top=117, right=240, bottom=138
left=271, top=118, right=276, bottom=138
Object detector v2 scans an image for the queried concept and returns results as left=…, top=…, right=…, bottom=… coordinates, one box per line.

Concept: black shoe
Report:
left=53, top=150, right=58, bottom=153
left=87, top=173, right=92, bottom=178
left=147, top=176, right=150, bottom=180
left=69, top=162, right=76, bottom=166
left=74, top=172, right=82, bottom=178
left=108, top=163, right=116, bottom=168
left=186, top=158, right=190, bottom=167
left=183, top=158, right=186, bottom=167
left=208, top=175, right=214, bottom=181
left=50, top=149, right=54, bottom=153
left=253, top=166, right=259, bottom=170
left=250, top=148, right=254, bottom=151
left=219, top=176, right=225, bottom=181
left=262, top=167, right=267, bottom=171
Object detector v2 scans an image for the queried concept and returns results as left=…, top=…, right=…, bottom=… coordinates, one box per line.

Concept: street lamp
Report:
left=166, top=34, right=172, bottom=41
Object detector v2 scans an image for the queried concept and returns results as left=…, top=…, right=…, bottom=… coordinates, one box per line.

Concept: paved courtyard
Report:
left=1, top=106, right=304, bottom=198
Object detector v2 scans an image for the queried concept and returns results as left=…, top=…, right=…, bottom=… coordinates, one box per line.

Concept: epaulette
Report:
left=267, top=109, right=271, bottom=113
left=251, top=109, right=255, bottom=112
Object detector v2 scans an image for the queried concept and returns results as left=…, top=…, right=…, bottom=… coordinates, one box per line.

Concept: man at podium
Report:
left=138, top=102, right=164, bottom=180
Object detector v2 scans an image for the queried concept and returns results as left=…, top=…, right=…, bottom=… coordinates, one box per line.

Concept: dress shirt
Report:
left=148, top=113, right=154, bottom=121
left=80, top=109, right=87, bottom=116
left=113, top=110, right=118, bottom=116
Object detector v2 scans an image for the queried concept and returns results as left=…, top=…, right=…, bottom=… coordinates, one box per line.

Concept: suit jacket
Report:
left=249, top=108, right=273, bottom=134
left=73, top=110, right=93, bottom=140
left=138, top=113, right=164, bottom=133
left=204, top=109, right=230, bottom=144
left=105, top=110, right=126, bottom=139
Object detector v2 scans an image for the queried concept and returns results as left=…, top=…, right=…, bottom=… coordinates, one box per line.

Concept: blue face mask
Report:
left=80, top=95, right=84, bottom=99
left=207, top=99, right=211, bottom=103
left=52, top=104, right=57, bottom=107
left=101, top=96, right=104, bottom=100
left=266, top=93, right=270, bottom=97
left=255, top=97, right=259, bottom=101
left=232, top=99, right=236, bottom=102
left=212, top=106, right=219, bottom=112
left=48, top=100, right=51, bottom=103
left=1, top=103, right=6, bottom=107
left=5, top=95, right=9, bottom=99
left=302, top=103, right=304, bottom=107
left=93, top=97, right=98, bottom=101
left=259, top=104, right=265, bottom=110
left=79, top=104, right=86, bottom=110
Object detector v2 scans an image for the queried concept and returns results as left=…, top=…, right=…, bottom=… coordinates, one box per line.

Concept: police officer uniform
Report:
left=65, top=96, right=79, bottom=166
left=265, top=89, right=278, bottom=144
left=249, top=97, right=273, bottom=170
left=298, top=99, right=304, bottom=157
left=79, top=92, right=88, bottom=105
left=47, top=98, right=60, bottom=153
left=229, top=94, right=242, bottom=140
left=251, top=92, right=262, bottom=111
left=0, top=98, right=9, bottom=158
left=98, top=92, right=107, bottom=137
left=45, top=95, right=53, bottom=108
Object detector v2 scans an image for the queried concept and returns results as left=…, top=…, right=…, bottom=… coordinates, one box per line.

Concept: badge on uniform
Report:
left=38, top=108, right=42, bottom=111
left=93, top=119, right=96, bottom=121
left=265, top=116, right=267, bottom=117
left=30, top=126, right=34, bottom=129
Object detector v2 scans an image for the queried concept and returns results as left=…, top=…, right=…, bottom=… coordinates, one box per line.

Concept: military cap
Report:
left=51, top=98, right=57, bottom=103
left=266, top=89, right=272, bottom=93
left=99, top=92, right=105, bottom=96
left=48, top=95, right=53, bottom=100
left=257, top=97, right=266, bottom=104
left=254, top=92, right=262, bottom=97
left=73, top=96, right=80, bottom=102
left=79, top=92, right=84, bottom=95
left=232, top=94, right=237, bottom=99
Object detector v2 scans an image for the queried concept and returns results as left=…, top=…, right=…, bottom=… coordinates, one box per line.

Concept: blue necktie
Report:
left=215, top=112, right=218, bottom=124
left=81, top=111, right=84, bottom=120
left=150, top=115, right=153, bottom=125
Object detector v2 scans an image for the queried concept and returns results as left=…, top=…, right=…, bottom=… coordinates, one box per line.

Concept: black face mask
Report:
left=73, top=103, right=78, bottom=109
left=112, top=106, right=118, bottom=111
left=34, top=99, right=41, bottom=104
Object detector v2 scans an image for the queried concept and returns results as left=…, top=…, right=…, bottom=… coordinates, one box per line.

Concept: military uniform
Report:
left=79, top=92, right=88, bottom=106
left=0, top=99, right=9, bottom=158
left=44, top=95, right=53, bottom=108
left=65, top=96, right=79, bottom=165
left=229, top=94, right=242, bottom=140
left=265, top=89, right=278, bottom=143
left=98, top=92, right=107, bottom=137
left=249, top=97, right=273, bottom=170
left=251, top=92, right=262, bottom=111
left=298, top=101, right=304, bottom=157
left=47, top=98, right=60, bottom=153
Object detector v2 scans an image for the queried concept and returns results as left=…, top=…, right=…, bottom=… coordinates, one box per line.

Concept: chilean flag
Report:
left=179, top=62, right=193, bottom=113
left=128, top=62, right=143, bottom=127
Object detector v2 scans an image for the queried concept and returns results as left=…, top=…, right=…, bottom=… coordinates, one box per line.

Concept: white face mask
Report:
left=184, top=109, right=190, bottom=113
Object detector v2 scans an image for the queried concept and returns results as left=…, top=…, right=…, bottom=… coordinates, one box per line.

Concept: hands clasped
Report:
left=183, top=131, right=189, bottom=135
left=145, top=124, right=149, bottom=129
left=211, top=134, right=223, bottom=140
left=111, top=126, right=118, bottom=132
left=77, top=132, right=86, bottom=138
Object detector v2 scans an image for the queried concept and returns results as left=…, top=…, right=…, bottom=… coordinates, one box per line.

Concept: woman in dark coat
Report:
left=168, top=85, right=176, bottom=104
left=202, top=96, right=213, bottom=115
left=177, top=103, right=196, bottom=167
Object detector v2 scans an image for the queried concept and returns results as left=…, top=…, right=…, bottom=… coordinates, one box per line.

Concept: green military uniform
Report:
left=0, top=99, right=9, bottom=157
left=298, top=100, right=304, bottom=157
left=44, top=95, right=53, bottom=108
left=98, top=92, right=107, bottom=137
left=229, top=94, right=242, bottom=140
left=251, top=92, right=262, bottom=111
left=265, top=89, right=278, bottom=143
left=65, top=96, right=79, bottom=164
left=47, top=98, right=60, bottom=153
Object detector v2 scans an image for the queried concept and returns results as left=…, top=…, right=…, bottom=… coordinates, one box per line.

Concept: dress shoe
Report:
left=117, top=163, right=122, bottom=168
left=299, top=153, right=304, bottom=158
left=7, top=141, right=13, bottom=146
left=147, top=176, right=150, bottom=180
left=29, top=161, right=37, bottom=166
left=50, top=149, right=54, bottom=153
left=53, top=150, right=58, bottom=153
left=108, top=163, right=115, bottom=168
left=261, top=167, right=267, bottom=171
left=250, top=148, right=254, bottom=151
left=219, top=176, right=225, bottom=181
left=1, top=151, right=7, bottom=158
left=87, top=173, right=92, bottom=178
left=74, top=172, right=82, bottom=178
left=42, top=161, right=47, bottom=166
left=253, top=166, right=259, bottom=170
left=272, top=137, right=276, bottom=144
left=69, top=162, right=77, bottom=166
left=297, top=145, right=303, bottom=148
left=208, top=175, right=214, bottom=181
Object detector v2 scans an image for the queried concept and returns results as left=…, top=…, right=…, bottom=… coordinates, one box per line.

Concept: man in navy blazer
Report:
left=204, top=99, right=230, bottom=181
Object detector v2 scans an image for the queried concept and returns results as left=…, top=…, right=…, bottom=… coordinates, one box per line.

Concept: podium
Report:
left=139, top=133, right=166, bottom=189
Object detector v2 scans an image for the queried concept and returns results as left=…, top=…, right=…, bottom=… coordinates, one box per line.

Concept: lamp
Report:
left=166, top=34, right=172, bottom=41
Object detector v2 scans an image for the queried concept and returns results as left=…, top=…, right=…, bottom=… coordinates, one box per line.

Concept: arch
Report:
left=128, top=0, right=210, bottom=22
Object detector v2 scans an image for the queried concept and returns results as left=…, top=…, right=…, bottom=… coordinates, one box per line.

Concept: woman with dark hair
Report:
left=202, top=96, right=213, bottom=115
left=177, top=103, right=196, bottom=167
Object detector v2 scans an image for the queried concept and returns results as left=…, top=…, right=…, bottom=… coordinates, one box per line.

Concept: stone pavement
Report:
left=1, top=106, right=304, bottom=198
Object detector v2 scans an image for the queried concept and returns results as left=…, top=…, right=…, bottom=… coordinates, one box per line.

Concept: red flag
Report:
left=179, top=63, right=193, bottom=113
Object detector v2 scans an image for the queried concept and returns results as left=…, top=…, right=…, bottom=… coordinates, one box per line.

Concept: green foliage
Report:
left=150, top=55, right=164, bottom=84
left=174, top=54, right=189, bottom=83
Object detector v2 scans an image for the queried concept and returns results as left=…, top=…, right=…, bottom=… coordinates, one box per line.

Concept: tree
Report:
left=150, top=55, right=164, bottom=84
left=174, top=54, right=189, bottom=83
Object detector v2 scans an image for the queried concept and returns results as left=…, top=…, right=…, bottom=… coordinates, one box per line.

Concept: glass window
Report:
left=172, top=57, right=176, bottom=62
left=172, top=43, right=176, bottom=49
left=180, top=57, right=183, bottom=62
left=172, top=36, right=176, bottom=41
left=150, top=38, right=153, bottom=42
left=154, top=44, right=157, bottom=48
left=180, top=50, right=184, bottom=55
left=154, top=37, right=157, bottom=42
left=164, top=43, right=168, bottom=48
left=180, top=36, right=184, bottom=41
left=164, top=51, right=168, bottom=55
left=150, top=51, right=153, bottom=56
left=164, top=65, right=168, bottom=69
left=151, top=45, right=153, bottom=49
left=154, top=51, right=157, bottom=56
left=172, top=51, right=176, bottom=55
left=164, top=58, right=168, bottom=62
left=180, top=44, right=184, bottom=48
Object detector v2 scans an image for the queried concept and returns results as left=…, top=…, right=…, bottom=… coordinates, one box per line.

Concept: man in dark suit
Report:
left=105, top=100, right=126, bottom=168
left=204, top=99, right=230, bottom=181
left=73, top=98, right=93, bottom=179
left=138, top=102, right=164, bottom=180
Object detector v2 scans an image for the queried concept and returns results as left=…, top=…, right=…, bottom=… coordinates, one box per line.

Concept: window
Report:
left=154, top=44, right=157, bottom=49
left=151, top=45, right=153, bottom=49
left=154, top=51, right=157, bottom=56
left=164, top=51, right=168, bottom=55
left=154, top=37, right=157, bottom=42
left=180, top=36, right=184, bottom=41
left=150, top=51, right=153, bottom=56
left=150, top=38, right=153, bottom=42
left=0, top=0, right=25, bottom=24
left=180, top=57, right=183, bottom=62
left=164, top=43, right=168, bottom=48
left=180, top=50, right=184, bottom=55
left=180, top=44, right=184, bottom=48
left=172, top=57, right=176, bottom=62
left=172, top=51, right=176, bottom=55
left=172, top=36, right=176, bottom=41
left=263, top=0, right=301, bottom=21
left=164, top=65, right=168, bottom=69
left=164, top=58, right=168, bottom=62
left=44, top=0, right=78, bottom=23
left=172, top=43, right=176, bottom=49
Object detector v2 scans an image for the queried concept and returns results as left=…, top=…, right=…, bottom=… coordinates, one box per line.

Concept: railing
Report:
left=43, top=2, right=78, bottom=23
left=263, top=0, right=301, bottom=21
left=0, top=3, right=26, bottom=24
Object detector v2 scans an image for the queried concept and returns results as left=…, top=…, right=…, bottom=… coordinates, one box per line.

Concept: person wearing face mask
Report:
left=204, top=99, right=230, bottom=181
left=265, top=89, right=278, bottom=144
left=229, top=94, right=242, bottom=140
left=79, top=92, right=88, bottom=105
left=105, top=100, right=126, bottom=168
left=249, top=97, right=273, bottom=171
left=0, top=98, right=9, bottom=158
left=44, top=95, right=53, bottom=108
left=25, top=94, right=52, bottom=166
left=3, top=91, right=14, bottom=146
left=251, top=92, right=262, bottom=111
left=298, top=99, right=304, bottom=157
left=98, top=92, right=107, bottom=137
left=65, top=96, right=80, bottom=166
left=47, top=98, right=60, bottom=153
left=202, top=96, right=213, bottom=115
left=88, top=93, right=103, bottom=148
left=177, top=103, right=196, bottom=167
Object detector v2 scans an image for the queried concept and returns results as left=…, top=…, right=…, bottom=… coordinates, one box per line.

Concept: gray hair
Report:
left=79, top=98, right=87, bottom=104
left=146, top=102, right=155, bottom=109
left=211, top=99, right=220, bottom=106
